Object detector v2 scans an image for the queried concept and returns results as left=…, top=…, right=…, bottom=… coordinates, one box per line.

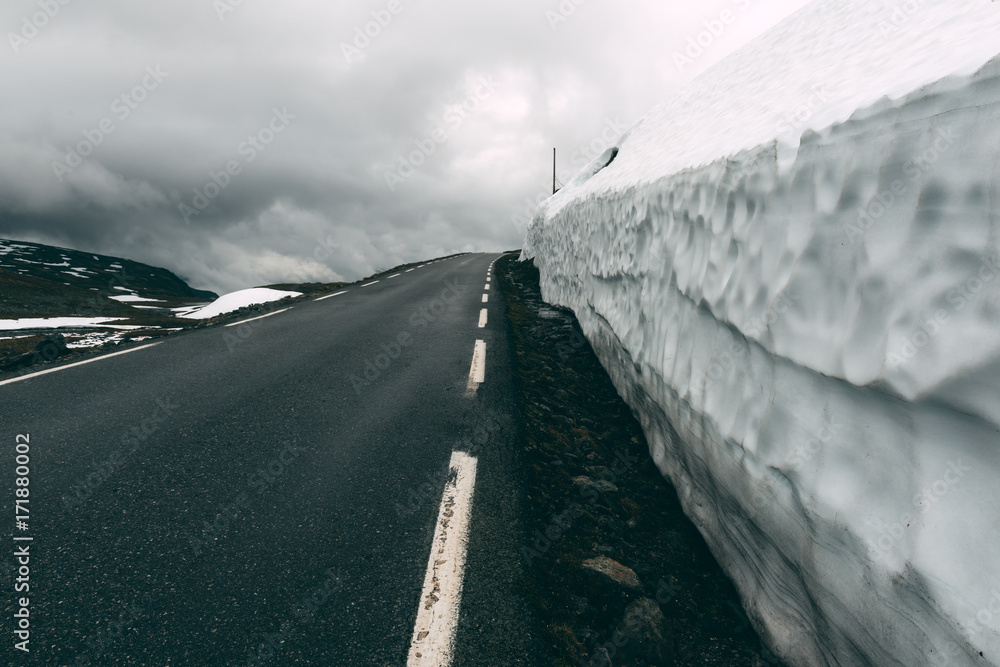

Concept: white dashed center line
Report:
left=465, top=339, right=486, bottom=396
left=482, top=294, right=488, bottom=303
left=315, top=290, right=348, bottom=301
left=388, top=273, right=401, bottom=279
left=225, top=308, right=291, bottom=327
left=362, top=281, right=379, bottom=287
left=478, top=309, right=487, bottom=328
left=407, top=450, right=479, bottom=667
left=405, top=269, right=414, bottom=273
left=0, top=342, right=162, bottom=388
left=484, top=284, right=490, bottom=290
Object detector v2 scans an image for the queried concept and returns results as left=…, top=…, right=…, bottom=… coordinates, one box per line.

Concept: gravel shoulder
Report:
left=497, top=253, right=784, bottom=667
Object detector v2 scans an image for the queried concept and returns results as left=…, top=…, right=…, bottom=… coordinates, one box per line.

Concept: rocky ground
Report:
left=497, top=253, right=785, bottom=667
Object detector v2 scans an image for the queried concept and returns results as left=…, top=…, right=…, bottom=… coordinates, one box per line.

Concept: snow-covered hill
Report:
left=524, top=1, right=1000, bottom=665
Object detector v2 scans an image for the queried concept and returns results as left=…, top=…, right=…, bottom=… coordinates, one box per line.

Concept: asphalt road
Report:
left=1, top=253, right=551, bottom=666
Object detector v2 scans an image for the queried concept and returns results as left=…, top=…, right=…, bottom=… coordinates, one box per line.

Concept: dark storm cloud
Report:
left=0, top=0, right=810, bottom=293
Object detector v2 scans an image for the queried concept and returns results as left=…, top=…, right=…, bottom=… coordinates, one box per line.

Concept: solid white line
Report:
left=407, top=450, right=479, bottom=667
left=478, top=309, right=487, bottom=328
left=0, top=342, right=162, bottom=388
left=225, top=308, right=291, bottom=327
left=481, top=294, right=488, bottom=303
left=362, top=281, right=379, bottom=287
left=388, top=273, right=401, bottom=279
left=465, top=339, right=486, bottom=396
left=315, top=290, right=348, bottom=302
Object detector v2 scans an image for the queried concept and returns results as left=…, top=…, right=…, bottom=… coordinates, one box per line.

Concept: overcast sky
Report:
left=0, top=0, right=812, bottom=293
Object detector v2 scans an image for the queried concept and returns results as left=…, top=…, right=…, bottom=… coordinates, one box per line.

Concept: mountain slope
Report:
left=0, top=238, right=216, bottom=310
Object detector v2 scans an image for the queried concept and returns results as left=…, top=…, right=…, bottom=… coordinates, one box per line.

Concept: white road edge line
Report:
left=315, top=290, right=348, bottom=302
left=225, top=308, right=291, bottom=327
left=481, top=294, right=488, bottom=303
left=478, top=309, right=487, bottom=328
left=0, top=342, right=163, bottom=388
left=465, top=339, right=486, bottom=397
left=407, top=450, right=479, bottom=667
left=362, top=281, right=380, bottom=287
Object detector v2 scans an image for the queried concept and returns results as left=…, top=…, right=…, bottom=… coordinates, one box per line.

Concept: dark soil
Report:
left=498, top=253, right=784, bottom=667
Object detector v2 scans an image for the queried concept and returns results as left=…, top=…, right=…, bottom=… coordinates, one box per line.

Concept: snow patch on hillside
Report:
left=178, top=288, right=302, bottom=320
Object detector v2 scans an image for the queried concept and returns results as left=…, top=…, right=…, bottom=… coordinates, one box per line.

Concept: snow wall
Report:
left=522, top=1, right=1000, bottom=665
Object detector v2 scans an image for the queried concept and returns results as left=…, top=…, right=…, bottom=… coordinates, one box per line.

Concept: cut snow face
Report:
left=525, top=1, right=1000, bottom=666
left=178, top=288, right=302, bottom=320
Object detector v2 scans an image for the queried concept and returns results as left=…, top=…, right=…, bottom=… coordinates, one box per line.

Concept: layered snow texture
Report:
left=523, top=1, right=1000, bottom=665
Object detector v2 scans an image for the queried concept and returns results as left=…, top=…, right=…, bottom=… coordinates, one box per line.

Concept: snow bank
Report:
left=523, top=1, right=1000, bottom=665
left=109, top=295, right=165, bottom=303
left=178, top=288, right=302, bottom=320
left=0, top=317, right=121, bottom=331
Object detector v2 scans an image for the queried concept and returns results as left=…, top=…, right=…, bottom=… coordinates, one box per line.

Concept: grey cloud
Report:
left=0, top=0, right=811, bottom=293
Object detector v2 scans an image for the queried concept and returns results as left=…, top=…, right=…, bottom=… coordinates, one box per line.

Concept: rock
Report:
left=572, top=476, right=618, bottom=494
left=612, top=597, right=674, bottom=665
left=33, top=334, right=67, bottom=362
left=581, top=556, right=642, bottom=592
left=585, top=646, right=613, bottom=666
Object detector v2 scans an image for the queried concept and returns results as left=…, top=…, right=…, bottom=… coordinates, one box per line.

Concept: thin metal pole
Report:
left=552, top=148, right=557, bottom=195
